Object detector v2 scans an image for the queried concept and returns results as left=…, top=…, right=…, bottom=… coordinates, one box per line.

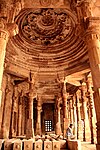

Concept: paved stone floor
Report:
left=81, top=142, right=96, bottom=150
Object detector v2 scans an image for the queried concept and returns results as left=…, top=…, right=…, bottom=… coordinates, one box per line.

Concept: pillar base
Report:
left=96, top=144, right=100, bottom=150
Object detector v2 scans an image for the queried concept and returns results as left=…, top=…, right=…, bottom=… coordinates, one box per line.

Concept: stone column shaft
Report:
left=29, top=96, right=33, bottom=121
left=55, top=97, right=62, bottom=135
left=72, top=96, right=75, bottom=135
left=84, top=18, right=100, bottom=149
left=21, top=99, right=25, bottom=135
left=36, top=105, right=41, bottom=135
left=0, top=21, right=18, bottom=107
left=26, top=95, right=34, bottom=138
left=63, top=93, right=69, bottom=138
left=0, top=20, right=18, bottom=139
left=0, top=29, right=9, bottom=106
left=17, top=100, right=22, bottom=136
left=75, top=91, right=82, bottom=140
left=73, top=95, right=77, bottom=137
left=69, top=99, right=73, bottom=123
left=85, top=76, right=94, bottom=144
left=81, top=83, right=91, bottom=142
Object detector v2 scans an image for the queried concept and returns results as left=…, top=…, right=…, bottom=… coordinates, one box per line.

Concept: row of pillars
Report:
left=0, top=19, right=18, bottom=107
left=54, top=75, right=96, bottom=143
left=69, top=77, right=96, bottom=143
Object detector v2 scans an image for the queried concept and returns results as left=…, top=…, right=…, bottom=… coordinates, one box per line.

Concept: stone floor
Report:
left=81, top=142, right=96, bottom=150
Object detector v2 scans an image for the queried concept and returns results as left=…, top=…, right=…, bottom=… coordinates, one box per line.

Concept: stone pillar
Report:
left=55, top=96, right=62, bottom=135
left=0, top=75, right=13, bottom=139
left=68, top=98, right=73, bottom=124
left=17, top=96, right=22, bottom=136
left=0, top=20, right=18, bottom=103
left=26, top=71, right=37, bottom=138
left=21, top=97, right=25, bottom=135
left=84, top=17, right=100, bottom=149
left=26, top=94, right=34, bottom=138
left=0, top=19, right=18, bottom=138
left=71, top=96, right=75, bottom=134
left=80, top=82, right=91, bottom=142
left=80, top=82, right=86, bottom=141
left=85, top=75, right=95, bottom=144
left=36, top=100, right=42, bottom=135
left=73, top=94, right=77, bottom=137
left=62, top=82, right=69, bottom=138
left=0, top=23, right=9, bottom=107
left=75, top=90, right=83, bottom=140
left=75, top=92, right=79, bottom=139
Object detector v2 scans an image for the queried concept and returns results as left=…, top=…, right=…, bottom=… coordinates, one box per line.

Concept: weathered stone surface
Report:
left=58, top=139, right=66, bottom=149
left=52, top=139, right=60, bottom=150
left=44, top=139, right=52, bottom=150
left=4, top=139, right=17, bottom=150
left=23, top=139, right=35, bottom=150
left=34, top=139, right=42, bottom=150
left=67, top=140, right=81, bottom=150
left=13, top=139, right=22, bottom=150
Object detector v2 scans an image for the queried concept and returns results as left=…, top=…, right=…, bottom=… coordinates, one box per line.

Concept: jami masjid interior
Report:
left=0, top=0, right=100, bottom=150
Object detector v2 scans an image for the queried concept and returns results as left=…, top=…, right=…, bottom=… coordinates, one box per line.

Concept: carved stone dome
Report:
left=17, top=8, right=73, bottom=47
left=6, top=8, right=89, bottom=79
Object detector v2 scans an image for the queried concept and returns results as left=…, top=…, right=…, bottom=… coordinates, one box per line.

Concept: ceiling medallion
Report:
left=39, top=0, right=51, bottom=7
left=21, top=8, right=72, bottom=46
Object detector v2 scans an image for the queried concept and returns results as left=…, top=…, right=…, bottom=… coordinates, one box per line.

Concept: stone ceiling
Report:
left=4, top=0, right=99, bottom=100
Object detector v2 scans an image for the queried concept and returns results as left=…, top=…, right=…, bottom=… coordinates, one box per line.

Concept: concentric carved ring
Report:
left=39, top=0, right=51, bottom=7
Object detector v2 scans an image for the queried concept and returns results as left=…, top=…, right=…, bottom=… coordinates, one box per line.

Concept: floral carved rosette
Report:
left=20, top=8, right=73, bottom=46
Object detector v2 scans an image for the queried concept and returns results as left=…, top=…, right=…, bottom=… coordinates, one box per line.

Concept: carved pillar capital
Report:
left=6, top=23, right=18, bottom=37
left=84, top=17, right=100, bottom=39
left=0, top=18, right=18, bottom=37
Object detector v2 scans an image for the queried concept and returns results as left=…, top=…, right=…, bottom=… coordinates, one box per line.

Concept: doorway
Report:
left=41, top=103, right=55, bottom=134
